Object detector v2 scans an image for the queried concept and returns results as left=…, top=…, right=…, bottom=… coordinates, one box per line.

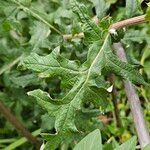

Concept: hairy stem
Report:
left=108, top=74, right=122, bottom=128
left=113, top=42, right=150, bottom=148
left=63, top=15, right=147, bottom=40
left=110, top=15, right=146, bottom=29
left=0, top=101, right=41, bottom=149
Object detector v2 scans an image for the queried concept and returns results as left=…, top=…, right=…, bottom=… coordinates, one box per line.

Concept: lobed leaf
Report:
left=20, top=47, right=80, bottom=88
left=24, top=33, right=147, bottom=134
left=23, top=0, right=147, bottom=136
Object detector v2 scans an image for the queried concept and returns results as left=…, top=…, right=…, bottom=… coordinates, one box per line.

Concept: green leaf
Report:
left=41, top=114, right=55, bottom=130
left=90, top=0, right=110, bottom=19
left=143, top=144, right=150, bottom=150
left=20, top=47, right=80, bottom=88
left=10, top=0, right=62, bottom=34
left=29, top=21, right=51, bottom=51
left=71, top=0, right=103, bottom=43
left=21, top=0, right=147, bottom=136
left=114, top=136, right=137, bottom=150
left=1, top=0, right=150, bottom=150
left=144, top=61, right=150, bottom=79
left=27, top=89, right=78, bottom=132
left=10, top=74, right=42, bottom=88
left=145, top=4, right=150, bottom=21
left=126, top=0, right=141, bottom=18
left=43, top=135, right=62, bottom=150
left=105, top=51, right=147, bottom=85
left=42, top=132, right=75, bottom=150
left=4, top=129, right=41, bottom=150
left=24, top=36, right=111, bottom=132
left=24, top=34, right=147, bottom=134
left=0, top=56, right=22, bottom=75
left=0, top=1, right=17, bottom=16
left=141, top=46, right=150, bottom=65
left=122, top=29, right=148, bottom=44
left=73, top=129, right=102, bottom=150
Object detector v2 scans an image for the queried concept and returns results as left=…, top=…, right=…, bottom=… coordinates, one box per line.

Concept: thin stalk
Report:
left=0, top=101, right=41, bottom=149
left=113, top=42, right=150, bottom=148
left=63, top=15, right=147, bottom=40
left=11, top=0, right=62, bottom=35
left=0, top=56, right=22, bottom=75
left=0, top=138, right=16, bottom=144
left=108, top=74, right=122, bottom=128
left=110, top=15, right=146, bottom=29
left=4, top=129, right=41, bottom=150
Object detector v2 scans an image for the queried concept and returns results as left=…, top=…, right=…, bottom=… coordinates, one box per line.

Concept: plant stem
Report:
left=108, top=74, right=122, bottom=128
left=110, top=15, right=146, bottom=29
left=11, top=0, right=62, bottom=35
left=63, top=33, right=84, bottom=40
left=0, top=101, right=41, bottom=149
left=63, top=15, right=147, bottom=40
left=4, top=129, right=41, bottom=150
left=0, top=56, right=22, bottom=75
left=113, top=42, right=150, bottom=148
left=0, top=138, right=16, bottom=144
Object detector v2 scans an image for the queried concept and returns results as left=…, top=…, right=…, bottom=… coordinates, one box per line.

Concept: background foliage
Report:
left=0, top=0, right=150, bottom=150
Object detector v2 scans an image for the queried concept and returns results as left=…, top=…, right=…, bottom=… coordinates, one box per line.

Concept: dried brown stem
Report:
left=0, top=101, right=41, bottom=149
left=113, top=42, right=150, bottom=148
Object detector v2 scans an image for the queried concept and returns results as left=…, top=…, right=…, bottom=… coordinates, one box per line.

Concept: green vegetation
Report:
left=0, top=0, right=150, bottom=149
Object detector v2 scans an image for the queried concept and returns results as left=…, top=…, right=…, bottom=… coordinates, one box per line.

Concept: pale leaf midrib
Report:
left=58, top=34, right=109, bottom=131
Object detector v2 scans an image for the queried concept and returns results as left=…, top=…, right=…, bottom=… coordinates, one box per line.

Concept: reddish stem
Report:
left=113, top=42, right=150, bottom=148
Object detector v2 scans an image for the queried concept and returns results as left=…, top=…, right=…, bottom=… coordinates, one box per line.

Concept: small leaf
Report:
left=29, top=21, right=51, bottom=51
left=41, top=114, right=55, bottom=130
left=141, top=46, right=150, bottom=65
left=42, top=132, right=76, bottom=150
left=71, top=0, right=102, bottom=43
left=143, top=144, right=150, bottom=150
left=10, top=74, right=42, bottom=88
left=105, top=51, right=147, bottom=86
left=90, top=0, right=110, bottom=19
left=73, top=129, right=102, bottom=150
left=115, top=136, right=137, bottom=150
left=122, top=29, right=148, bottom=44
left=126, top=0, right=141, bottom=18
left=27, top=89, right=79, bottom=132
left=144, top=61, right=150, bottom=79
left=145, top=4, right=150, bottom=20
